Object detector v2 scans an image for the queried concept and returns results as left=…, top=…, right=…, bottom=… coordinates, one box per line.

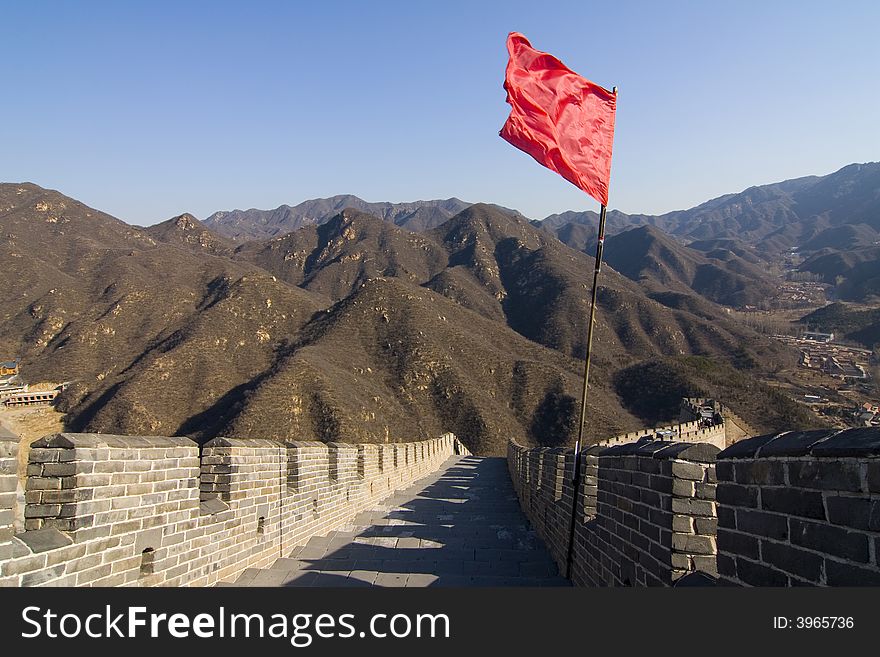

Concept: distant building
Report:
left=803, top=331, right=834, bottom=343
left=822, top=357, right=866, bottom=379
left=2, top=389, right=58, bottom=408
left=0, top=359, right=19, bottom=377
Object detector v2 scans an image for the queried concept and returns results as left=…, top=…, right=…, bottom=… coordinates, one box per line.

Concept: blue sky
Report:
left=2, top=1, right=878, bottom=225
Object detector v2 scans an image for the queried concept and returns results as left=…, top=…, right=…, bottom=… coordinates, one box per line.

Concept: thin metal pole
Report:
left=564, top=202, right=608, bottom=578
left=577, top=203, right=608, bottom=445
left=564, top=84, right=616, bottom=579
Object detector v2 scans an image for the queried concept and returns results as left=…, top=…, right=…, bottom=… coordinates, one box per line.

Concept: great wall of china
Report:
left=0, top=433, right=469, bottom=586
left=1, top=397, right=878, bottom=586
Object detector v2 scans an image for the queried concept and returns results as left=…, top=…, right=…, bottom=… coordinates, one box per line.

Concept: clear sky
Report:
left=2, top=1, right=878, bottom=226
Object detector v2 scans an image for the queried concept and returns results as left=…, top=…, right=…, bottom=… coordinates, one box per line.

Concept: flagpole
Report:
left=564, top=85, right=616, bottom=579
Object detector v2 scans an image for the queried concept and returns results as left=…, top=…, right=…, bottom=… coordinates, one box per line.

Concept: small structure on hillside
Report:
left=2, top=389, right=58, bottom=408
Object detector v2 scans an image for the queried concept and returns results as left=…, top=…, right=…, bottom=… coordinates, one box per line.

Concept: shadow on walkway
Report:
left=228, top=456, right=569, bottom=587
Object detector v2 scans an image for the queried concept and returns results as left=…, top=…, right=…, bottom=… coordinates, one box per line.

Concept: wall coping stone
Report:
left=715, top=433, right=781, bottom=459
left=203, top=437, right=286, bottom=448
left=31, top=433, right=197, bottom=449
left=600, top=440, right=718, bottom=462
left=654, top=442, right=719, bottom=463
left=756, top=429, right=840, bottom=457
left=718, top=427, right=880, bottom=460
left=811, top=427, right=880, bottom=456
left=286, top=441, right=330, bottom=449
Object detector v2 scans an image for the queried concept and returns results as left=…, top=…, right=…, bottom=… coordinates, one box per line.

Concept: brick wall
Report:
left=597, top=420, right=727, bottom=450
left=715, top=428, right=880, bottom=586
left=0, top=436, right=16, bottom=563
left=0, top=432, right=465, bottom=587
left=681, top=397, right=756, bottom=444
left=508, top=438, right=719, bottom=586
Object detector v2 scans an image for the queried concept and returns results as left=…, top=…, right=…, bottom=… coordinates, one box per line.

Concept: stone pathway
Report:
left=223, top=456, right=569, bottom=587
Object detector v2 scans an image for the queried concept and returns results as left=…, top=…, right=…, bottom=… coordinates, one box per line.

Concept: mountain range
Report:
left=536, top=162, right=880, bottom=256
left=0, top=182, right=816, bottom=453
left=203, top=195, right=526, bottom=240
left=201, top=162, right=880, bottom=303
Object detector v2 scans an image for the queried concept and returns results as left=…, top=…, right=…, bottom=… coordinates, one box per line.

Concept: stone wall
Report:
left=0, top=435, right=16, bottom=564
left=680, top=397, right=756, bottom=445
left=715, top=428, right=880, bottom=586
left=508, top=426, right=880, bottom=587
left=596, top=419, right=726, bottom=451
left=0, top=432, right=466, bottom=587
left=507, top=438, right=719, bottom=587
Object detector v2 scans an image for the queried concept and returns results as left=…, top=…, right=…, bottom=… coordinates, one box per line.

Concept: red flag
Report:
left=500, top=32, right=616, bottom=206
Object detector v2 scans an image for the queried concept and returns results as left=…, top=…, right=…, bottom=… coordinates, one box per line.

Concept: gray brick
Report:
left=672, top=479, right=695, bottom=497
left=717, top=483, right=758, bottom=508
left=26, top=477, right=61, bottom=491
left=672, top=533, right=715, bottom=555
left=42, top=463, right=77, bottom=477
left=736, top=509, right=788, bottom=541
left=867, top=461, right=880, bottom=493
left=736, top=557, right=788, bottom=586
left=24, top=504, right=61, bottom=518
left=760, top=541, right=824, bottom=582
left=692, top=555, right=717, bottom=576
left=714, top=461, right=734, bottom=482
left=824, top=496, right=880, bottom=531
left=694, top=518, right=717, bottom=535
left=824, top=559, right=880, bottom=586
left=789, top=519, right=869, bottom=563
left=671, top=498, right=715, bottom=517
left=671, top=462, right=705, bottom=481
left=672, top=515, right=693, bottom=533
left=717, top=506, right=736, bottom=529
left=734, top=460, right=785, bottom=485
left=716, top=553, right=736, bottom=579
left=788, top=460, right=861, bottom=492
left=21, top=564, right=66, bottom=587
left=694, top=483, right=716, bottom=500
left=717, top=528, right=759, bottom=560
left=760, top=487, right=826, bottom=520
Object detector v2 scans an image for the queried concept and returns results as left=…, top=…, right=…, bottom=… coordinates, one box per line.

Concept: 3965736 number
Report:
left=795, top=617, right=854, bottom=629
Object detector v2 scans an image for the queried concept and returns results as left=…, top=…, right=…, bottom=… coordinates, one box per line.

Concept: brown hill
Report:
left=1, top=185, right=805, bottom=453
left=145, top=213, right=236, bottom=257
left=426, top=206, right=789, bottom=369
left=0, top=183, right=323, bottom=438
left=799, top=247, right=880, bottom=303
left=603, top=225, right=779, bottom=308
left=232, top=209, right=448, bottom=301
left=204, top=277, right=643, bottom=454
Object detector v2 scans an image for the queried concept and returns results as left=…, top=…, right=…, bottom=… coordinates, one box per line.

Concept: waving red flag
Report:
left=500, top=32, right=616, bottom=205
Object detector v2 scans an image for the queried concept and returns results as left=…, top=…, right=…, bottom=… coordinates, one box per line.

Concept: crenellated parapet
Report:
left=0, top=432, right=468, bottom=587
left=595, top=418, right=726, bottom=450
left=508, top=425, right=880, bottom=587
left=715, top=428, right=880, bottom=586
left=508, top=438, right=719, bottom=586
